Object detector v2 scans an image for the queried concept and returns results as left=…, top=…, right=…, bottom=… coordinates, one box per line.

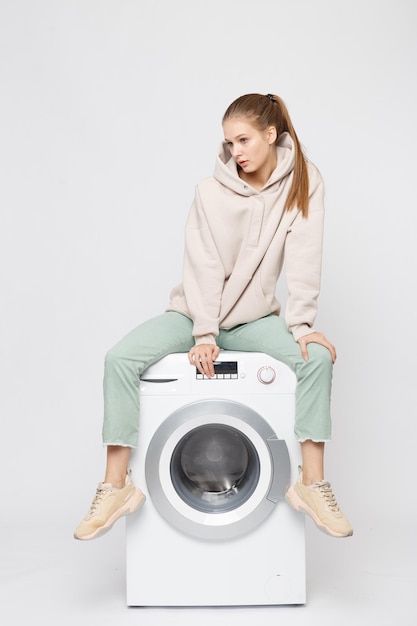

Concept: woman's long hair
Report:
left=223, top=94, right=309, bottom=217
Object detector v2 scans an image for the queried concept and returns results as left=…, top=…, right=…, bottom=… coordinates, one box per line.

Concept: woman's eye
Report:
left=241, top=138, right=248, bottom=143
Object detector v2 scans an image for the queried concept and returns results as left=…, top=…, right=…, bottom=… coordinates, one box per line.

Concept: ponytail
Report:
left=223, top=94, right=310, bottom=217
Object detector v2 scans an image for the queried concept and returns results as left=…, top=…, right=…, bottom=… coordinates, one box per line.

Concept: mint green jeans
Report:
left=102, top=312, right=333, bottom=447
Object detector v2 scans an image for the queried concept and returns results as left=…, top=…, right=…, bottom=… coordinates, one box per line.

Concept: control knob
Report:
left=257, top=366, right=276, bottom=384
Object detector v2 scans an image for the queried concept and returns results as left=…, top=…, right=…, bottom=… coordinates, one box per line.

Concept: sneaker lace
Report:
left=89, top=485, right=107, bottom=514
left=317, top=481, right=340, bottom=512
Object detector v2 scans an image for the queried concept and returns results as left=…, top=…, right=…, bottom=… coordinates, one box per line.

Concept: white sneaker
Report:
left=74, top=473, right=145, bottom=541
left=286, top=468, right=353, bottom=538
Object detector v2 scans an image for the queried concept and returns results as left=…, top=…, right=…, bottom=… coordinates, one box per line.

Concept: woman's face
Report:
left=223, top=117, right=277, bottom=182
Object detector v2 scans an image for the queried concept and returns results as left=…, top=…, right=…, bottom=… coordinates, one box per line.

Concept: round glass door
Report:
left=170, top=424, right=260, bottom=513
left=145, top=399, right=290, bottom=540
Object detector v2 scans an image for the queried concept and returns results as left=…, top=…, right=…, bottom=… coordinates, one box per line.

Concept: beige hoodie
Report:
left=167, top=132, right=325, bottom=345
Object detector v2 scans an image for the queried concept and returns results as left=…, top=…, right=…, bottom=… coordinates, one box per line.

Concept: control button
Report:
left=257, top=366, right=276, bottom=384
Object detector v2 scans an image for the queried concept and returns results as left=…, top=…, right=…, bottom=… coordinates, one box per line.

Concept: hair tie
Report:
left=266, top=93, right=275, bottom=102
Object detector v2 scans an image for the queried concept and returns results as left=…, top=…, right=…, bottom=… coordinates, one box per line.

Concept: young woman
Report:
left=74, top=93, right=353, bottom=541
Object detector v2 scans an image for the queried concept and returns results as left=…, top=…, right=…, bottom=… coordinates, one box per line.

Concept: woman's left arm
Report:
left=285, top=168, right=334, bottom=359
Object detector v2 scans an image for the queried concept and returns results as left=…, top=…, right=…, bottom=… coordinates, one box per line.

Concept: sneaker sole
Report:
left=285, top=486, right=353, bottom=538
left=75, top=489, right=146, bottom=541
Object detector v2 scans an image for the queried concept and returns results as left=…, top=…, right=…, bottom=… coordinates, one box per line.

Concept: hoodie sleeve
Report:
left=182, top=185, right=226, bottom=345
left=284, top=168, right=325, bottom=342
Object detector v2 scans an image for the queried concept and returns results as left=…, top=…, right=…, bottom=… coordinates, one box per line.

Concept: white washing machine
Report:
left=126, top=351, right=305, bottom=606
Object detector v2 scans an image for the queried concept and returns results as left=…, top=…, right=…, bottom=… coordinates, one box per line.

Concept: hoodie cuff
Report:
left=291, top=324, right=316, bottom=343
left=194, top=334, right=217, bottom=346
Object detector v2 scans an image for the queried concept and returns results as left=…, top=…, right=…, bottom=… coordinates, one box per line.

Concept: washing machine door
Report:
left=145, top=399, right=290, bottom=540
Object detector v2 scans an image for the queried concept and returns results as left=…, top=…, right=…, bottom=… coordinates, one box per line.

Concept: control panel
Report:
left=196, top=361, right=277, bottom=385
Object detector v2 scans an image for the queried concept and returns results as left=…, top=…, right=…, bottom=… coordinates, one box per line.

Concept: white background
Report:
left=1, top=1, right=416, bottom=624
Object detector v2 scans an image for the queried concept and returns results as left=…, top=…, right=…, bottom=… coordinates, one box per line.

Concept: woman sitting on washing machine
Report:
left=74, top=93, right=353, bottom=541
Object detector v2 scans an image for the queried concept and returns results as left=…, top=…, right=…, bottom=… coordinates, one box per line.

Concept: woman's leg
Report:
left=104, top=445, right=132, bottom=488
left=218, top=316, right=352, bottom=537
left=300, top=441, right=324, bottom=484
left=74, top=312, right=194, bottom=540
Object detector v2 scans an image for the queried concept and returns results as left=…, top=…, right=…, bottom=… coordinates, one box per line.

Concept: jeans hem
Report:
left=102, top=442, right=136, bottom=449
left=296, top=437, right=332, bottom=443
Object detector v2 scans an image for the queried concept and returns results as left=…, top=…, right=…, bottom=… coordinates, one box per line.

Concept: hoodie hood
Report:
left=214, top=131, right=296, bottom=195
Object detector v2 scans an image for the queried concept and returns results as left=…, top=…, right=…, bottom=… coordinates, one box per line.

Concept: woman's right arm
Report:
left=182, top=185, right=225, bottom=346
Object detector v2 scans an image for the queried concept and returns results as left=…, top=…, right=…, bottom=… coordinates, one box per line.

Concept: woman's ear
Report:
left=267, top=126, right=277, bottom=144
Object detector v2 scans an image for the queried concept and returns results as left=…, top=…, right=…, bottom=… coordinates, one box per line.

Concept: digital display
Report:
left=214, top=361, right=238, bottom=375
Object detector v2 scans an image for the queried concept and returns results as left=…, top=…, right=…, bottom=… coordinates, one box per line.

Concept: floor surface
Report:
left=1, top=517, right=415, bottom=626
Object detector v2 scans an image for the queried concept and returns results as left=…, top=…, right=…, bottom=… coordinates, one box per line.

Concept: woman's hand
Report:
left=297, top=331, right=337, bottom=363
left=188, top=344, right=221, bottom=377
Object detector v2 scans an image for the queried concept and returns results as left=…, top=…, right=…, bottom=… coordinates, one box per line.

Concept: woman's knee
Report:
left=104, top=345, right=128, bottom=373
left=306, top=343, right=333, bottom=371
